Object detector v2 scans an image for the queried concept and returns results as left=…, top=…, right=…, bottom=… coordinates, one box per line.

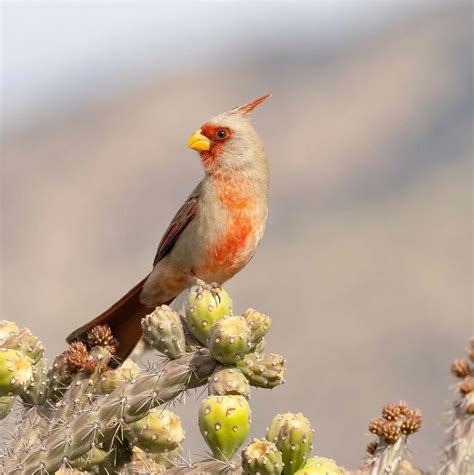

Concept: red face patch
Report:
left=199, top=124, right=233, bottom=168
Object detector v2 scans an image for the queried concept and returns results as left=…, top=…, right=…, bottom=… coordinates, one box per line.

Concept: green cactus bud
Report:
left=100, top=359, right=141, bottom=394
left=125, top=409, right=185, bottom=453
left=0, top=348, right=34, bottom=396
left=142, top=305, right=186, bottom=359
left=209, top=367, right=250, bottom=398
left=266, top=413, right=314, bottom=475
left=0, top=395, right=15, bottom=419
left=209, top=316, right=252, bottom=365
left=199, top=395, right=251, bottom=461
left=3, top=328, right=45, bottom=364
left=242, top=438, right=283, bottom=475
left=295, top=457, right=342, bottom=475
left=185, top=282, right=233, bottom=345
left=0, top=320, right=20, bottom=345
left=243, top=308, right=271, bottom=347
left=21, top=356, right=48, bottom=405
left=237, top=352, right=285, bottom=388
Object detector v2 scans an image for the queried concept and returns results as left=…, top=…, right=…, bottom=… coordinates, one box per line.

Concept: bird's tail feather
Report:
left=66, top=277, right=151, bottom=361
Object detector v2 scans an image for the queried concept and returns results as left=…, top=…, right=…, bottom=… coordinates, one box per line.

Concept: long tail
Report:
left=66, top=277, right=151, bottom=361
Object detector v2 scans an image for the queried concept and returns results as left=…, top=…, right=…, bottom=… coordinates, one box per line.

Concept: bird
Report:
left=67, top=94, right=271, bottom=361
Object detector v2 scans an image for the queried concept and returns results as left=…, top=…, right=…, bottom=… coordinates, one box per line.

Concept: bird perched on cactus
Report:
left=67, top=95, right=271, bottom=360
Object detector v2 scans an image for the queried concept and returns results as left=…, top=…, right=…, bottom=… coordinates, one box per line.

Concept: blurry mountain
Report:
left=1, top=4, right=472, bottom=469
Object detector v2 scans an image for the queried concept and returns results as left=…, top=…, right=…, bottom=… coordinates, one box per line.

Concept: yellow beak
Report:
left=187, top=130, right=211, bottom=152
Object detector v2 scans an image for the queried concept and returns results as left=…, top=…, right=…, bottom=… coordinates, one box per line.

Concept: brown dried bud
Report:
left=466, top=403, right=474, bottom=415
left=381, top=421, right=401, bottom=444
left=451, top=359, right=471, bottom=379
left=459, top=378, right=474, bottom=395
left=382, top=403, right=401, bottom=421
left=401, top=409, right=422, bottom=435
left=366, top=441, right=378, bottom=455
left=66, top=341, right=89, bottom=372
left=397, top=401, right=410, bottom=416
left=368, top=418, right=386, bottom=436
left=87, top=324, right=117, bottom=354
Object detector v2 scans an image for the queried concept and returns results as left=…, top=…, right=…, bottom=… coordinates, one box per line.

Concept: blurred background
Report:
left=1, top=1, right=472, bottom=470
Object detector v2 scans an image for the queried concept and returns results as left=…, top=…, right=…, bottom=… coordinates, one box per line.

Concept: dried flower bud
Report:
left=87, top=324, right=117, bottom=354
left=397, top=401, right=410, bottom=416
left=366, top=441, right=378, bottom=455
left=451, top=359, right=471, bottom=379
left=466, top=403, right=474, bottom=415
left=401, top=409, right=422, bottom=435
left=381, top=421, right=401, bottom=444
left=382, top=403, right=401, bottom=421
left=66, top=341, right=89, bottom=372
left=459, top=378, right=474, bottom=395
left=368, top=418, right=385, bottom=436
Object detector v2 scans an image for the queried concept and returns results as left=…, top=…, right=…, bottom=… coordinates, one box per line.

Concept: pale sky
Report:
left=1, top=2, right=415, bottom=127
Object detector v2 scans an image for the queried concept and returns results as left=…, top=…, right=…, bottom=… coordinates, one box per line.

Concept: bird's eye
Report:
left=216, top=129, right=227, bottom=139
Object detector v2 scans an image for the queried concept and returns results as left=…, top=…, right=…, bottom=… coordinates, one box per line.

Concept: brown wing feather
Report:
left=153, top=182, right=201, bottom=266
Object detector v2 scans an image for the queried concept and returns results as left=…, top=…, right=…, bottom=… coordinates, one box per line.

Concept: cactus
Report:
left=440, top=337, right=474, bottom=475
left=0, top=320, right=20, bottom=344
left=184, top=281, right=233, bottom=345
left=199, top=395, right=251, bottom=461
left=142, top=305, right=186, bottom=359
left=266, top=412, right=314, bottom=475
left=0, top=395, right=15, bottom=419
left=99, top=358, right=141, bottom=394
left=20, top=355, right=48, bottom=405
left=361, top=402, right=422, bottom=475
left=124, top=408, right=185, bottom=452
left=243, top=308, right=271, bottom=348
left=3, top=327, right=45, bottom=364
left=242, top=438, right=283, bottom=475
left=0, top=348, right=34, bottom=396
left=295, top=456, right=342, bottom=474
left=237, top=352, right=285, bottom=388
left=209, top=367, right=250, bottom=398
left=209, top=315, right=252, bottom=364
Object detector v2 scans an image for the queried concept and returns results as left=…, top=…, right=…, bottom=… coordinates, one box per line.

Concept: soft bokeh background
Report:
left=1, top=1, right=472, bottom=470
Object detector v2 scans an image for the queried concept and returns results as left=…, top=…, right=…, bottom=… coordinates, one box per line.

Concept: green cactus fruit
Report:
left=3, top=327, right=45, bottom=364
left=0, top=320, right=20, bottom=345
left=184, top=282, right=233, bottom=345
left=142, top=305, right=186, bottom=359
left=100, top=358, right=141, bottom=394
left=209, top=367, right=250, bottom=398
left=199, top=395, right=251, bottom=461
left=237, top=352, right=285, bottom=388
left=209, top=316, right=252, bottom=364
left=124, top=409, right=185, bottom=453
left=266, top=413, right=314, bottom=475
left=242, top=438, right=283, bottom=475
left=0, top=395, right=15, bottom=419
left=0, top=348, right=34, bottom=396
left=243, top=308, right=271, bottom=347
left=295, top=457, right=342, bottom=475
left=21, top=356, right=48, bottom=405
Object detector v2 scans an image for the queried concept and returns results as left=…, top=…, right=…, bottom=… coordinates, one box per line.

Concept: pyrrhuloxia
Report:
left=67, top=94, right=270, bottom=360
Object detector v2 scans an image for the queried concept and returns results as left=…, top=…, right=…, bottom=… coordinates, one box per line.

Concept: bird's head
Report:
left=187, top=94, right=270, bottom=176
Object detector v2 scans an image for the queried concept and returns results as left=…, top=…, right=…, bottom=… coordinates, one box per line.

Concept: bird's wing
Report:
left=152, top=181, right=202, bottom=266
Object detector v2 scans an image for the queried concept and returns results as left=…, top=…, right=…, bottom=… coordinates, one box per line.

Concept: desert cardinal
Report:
left=67, top=94, right=270, bottom=360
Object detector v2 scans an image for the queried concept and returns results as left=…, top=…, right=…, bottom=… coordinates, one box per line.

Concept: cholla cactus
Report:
left=0, top=282, right=287, bottom=474
left=440, top=337, right=474, bottom=474
left=242, top=438, right=283, bottom=475
left=361, top=402, right=422, bottom=475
